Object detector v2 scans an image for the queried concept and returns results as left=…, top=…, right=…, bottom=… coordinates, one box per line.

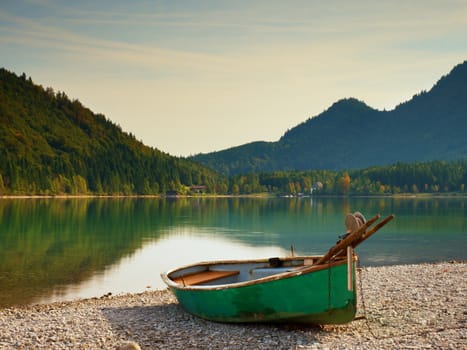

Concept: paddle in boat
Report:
left=161, top=213, right=394, bottom=325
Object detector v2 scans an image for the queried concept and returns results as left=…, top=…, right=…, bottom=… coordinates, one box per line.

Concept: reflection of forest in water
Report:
left=0, top=198, right=167, bottom=306
left=0, top=197, right=465, bottom=307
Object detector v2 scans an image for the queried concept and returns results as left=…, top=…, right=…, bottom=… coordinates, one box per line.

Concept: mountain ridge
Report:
left=191, top=61, right=467, bottom=175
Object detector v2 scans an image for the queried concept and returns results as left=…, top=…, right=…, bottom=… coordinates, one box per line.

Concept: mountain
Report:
left=0, top=68, right=225, bottom=195
left=191, top=61, right=467, bottom=175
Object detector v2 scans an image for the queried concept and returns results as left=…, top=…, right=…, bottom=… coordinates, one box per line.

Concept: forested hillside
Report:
left=192, top=61, right=467, bottom=175
left=0, top=69, right=226, bottom=195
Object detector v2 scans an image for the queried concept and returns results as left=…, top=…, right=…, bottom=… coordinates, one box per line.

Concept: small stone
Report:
left=117, top=341, right=142, bottom=350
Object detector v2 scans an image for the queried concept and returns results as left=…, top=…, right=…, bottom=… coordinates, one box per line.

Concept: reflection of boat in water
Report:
left=161, top=213, right=394, bottom=325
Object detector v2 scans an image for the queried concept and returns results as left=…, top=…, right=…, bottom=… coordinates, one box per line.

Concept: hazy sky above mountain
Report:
left=1, top=0, right=466, bottom=156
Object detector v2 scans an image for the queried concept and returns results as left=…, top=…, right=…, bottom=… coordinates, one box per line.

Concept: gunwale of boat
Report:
left=161, top=255, right=355, bottom=291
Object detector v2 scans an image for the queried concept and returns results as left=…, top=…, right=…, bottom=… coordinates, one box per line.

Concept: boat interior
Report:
left=168, top=256, right=322, bottom=287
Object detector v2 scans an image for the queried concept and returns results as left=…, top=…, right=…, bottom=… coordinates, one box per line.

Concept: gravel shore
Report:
left=1, top=262, right=465, bottom=349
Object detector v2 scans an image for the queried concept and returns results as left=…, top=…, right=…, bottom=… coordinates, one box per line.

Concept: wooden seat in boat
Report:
left=172, top=270, right=240, bottom=286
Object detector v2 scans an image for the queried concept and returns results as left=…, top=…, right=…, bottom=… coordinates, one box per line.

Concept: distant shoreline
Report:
left=1, top=193, right=466, bottom=199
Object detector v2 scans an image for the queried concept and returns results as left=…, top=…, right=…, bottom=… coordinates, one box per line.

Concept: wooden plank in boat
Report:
left=173, top=270, right=240, bottom=286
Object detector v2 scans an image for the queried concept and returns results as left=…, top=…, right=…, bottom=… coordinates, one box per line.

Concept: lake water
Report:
left=0, top=197, right=465, bottom=307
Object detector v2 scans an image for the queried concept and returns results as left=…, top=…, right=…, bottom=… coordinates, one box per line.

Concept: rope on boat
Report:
left=357, top=259, right=378, bottom=339
left=327, top=259, right=332, bottom=310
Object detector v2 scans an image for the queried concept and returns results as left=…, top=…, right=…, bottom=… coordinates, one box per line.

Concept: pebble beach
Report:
left=0, top=262, right=465, bottom=350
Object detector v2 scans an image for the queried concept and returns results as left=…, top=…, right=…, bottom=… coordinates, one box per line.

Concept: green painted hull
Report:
left=166, top=260, right=357, bottom=325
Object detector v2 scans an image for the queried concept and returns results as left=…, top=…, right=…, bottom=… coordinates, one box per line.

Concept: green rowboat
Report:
left=161, top=214, right=394, bottom=325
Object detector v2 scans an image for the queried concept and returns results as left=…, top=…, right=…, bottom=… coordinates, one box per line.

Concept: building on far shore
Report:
left=190, top=185, right=206, bottom=194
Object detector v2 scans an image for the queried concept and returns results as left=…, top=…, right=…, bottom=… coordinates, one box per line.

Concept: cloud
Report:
left=0, top=11, right=239, bottom=78
left=2, top=1, right=466, bottom=77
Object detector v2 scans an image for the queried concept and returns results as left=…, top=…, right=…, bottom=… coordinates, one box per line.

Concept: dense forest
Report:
left=191, top=61, right=467, bottom=175
left=228, top=160, right=467, bottom=196
left=0, top=68, right=227, bottom=195
left=1, top=68, right=466, bottom=197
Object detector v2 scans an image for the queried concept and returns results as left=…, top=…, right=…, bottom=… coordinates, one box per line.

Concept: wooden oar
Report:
left=315, top=214, right=380, bottom=265
left=350, top=214, right=395, bottom=249
left=334, top=214, right=395, bottom=259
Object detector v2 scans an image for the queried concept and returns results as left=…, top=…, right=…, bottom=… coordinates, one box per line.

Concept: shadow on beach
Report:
left=102, top=302, right=323, bottom=349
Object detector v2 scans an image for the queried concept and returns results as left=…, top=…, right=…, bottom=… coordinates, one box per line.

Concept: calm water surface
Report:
left=0, top=197, right=465, bottom=307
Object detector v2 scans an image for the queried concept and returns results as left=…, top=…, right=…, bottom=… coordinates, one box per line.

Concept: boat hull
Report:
left=164, top=259, right=357, bottom=325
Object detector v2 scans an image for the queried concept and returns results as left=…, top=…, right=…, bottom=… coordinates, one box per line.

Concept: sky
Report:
left=1, top=1, right=466, bottom=157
